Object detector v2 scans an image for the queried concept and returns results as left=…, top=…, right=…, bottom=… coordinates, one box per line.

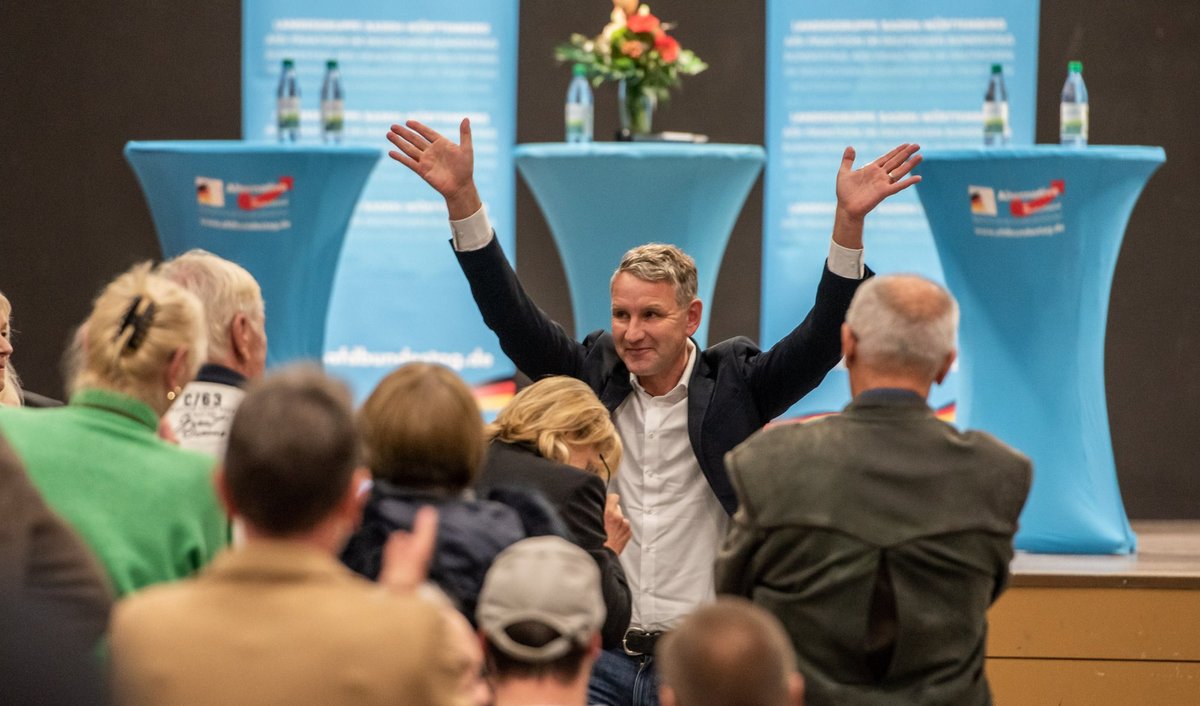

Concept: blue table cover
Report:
left=514, top=143, right=765, bottom=346
left=915, top=146, right=1165, bottom=554
left=125, top=141, right=380, bottom=367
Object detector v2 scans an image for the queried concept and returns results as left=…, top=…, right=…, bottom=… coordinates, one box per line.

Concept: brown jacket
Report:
left=111, top=541, right=470, bottom=706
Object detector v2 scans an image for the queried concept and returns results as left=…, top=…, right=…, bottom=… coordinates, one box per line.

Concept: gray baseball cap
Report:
left=477, top=536, right=606, bottom=662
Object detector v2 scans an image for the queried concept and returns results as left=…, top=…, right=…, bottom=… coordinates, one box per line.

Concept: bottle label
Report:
left=321, top=99, right=345, bottom=131
left=983, top=101, right=1010, bottom=136
left=565, top=103, right=592, bottom=140
left=277, top=97, right=300, bottom=129
left=1060, top=103, right=1089, bottom=139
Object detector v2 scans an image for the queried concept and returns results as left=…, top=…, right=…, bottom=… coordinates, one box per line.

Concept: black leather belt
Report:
left=622, top=627, right=665, bottom=657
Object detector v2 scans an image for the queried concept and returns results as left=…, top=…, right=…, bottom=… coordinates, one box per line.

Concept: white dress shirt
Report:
left=612, top=341, right=731, bottom=630
left=448, top=205, right=865, bottom=630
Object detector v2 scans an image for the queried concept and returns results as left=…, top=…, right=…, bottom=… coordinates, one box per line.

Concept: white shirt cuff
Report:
left=827, top=240, right=865, bottom=279
left=449, top=205, right=494, bottom=252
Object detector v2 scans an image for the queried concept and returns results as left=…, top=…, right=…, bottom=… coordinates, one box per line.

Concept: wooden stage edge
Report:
left=986, top=521, right=1200, bottom=704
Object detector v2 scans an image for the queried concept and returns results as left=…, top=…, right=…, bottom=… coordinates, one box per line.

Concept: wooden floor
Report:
left=987, top=522, right=1200, bottom=704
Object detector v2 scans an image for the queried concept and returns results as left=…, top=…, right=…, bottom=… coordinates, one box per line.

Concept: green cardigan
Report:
left=0, top=388, right=228, bottom=596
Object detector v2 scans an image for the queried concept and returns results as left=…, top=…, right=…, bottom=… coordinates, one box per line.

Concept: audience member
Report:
left=158, top=249, right=267, bottom=456
left=0, top=291, right=65, bottom=408
left=657, top=598, right=804, bottom=706
left=477, top=536, right=605, bottom=706
left=111, top=366, right=471, bottom=706
left=0, top=263, right=226, bottom=595
left=716, top=274, right=1032, bottom=705
left=480, top=375, right=632, bottom=648
left=0, top=591, right=111, bottom=705
left=0, top=292, right=17, bottom=407
left=0, top=430, right=112, bottom=703
left=386, top=117, right=920, bottom=706
left=0, top=433, right=112, bottom=644
left=341, top=362, right=563, bottom=622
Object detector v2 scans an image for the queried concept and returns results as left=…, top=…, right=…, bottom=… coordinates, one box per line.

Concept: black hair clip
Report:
left=115, top=295, right=157, bottom=353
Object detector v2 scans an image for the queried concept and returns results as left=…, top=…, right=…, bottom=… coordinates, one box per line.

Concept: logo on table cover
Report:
left=235, top=176, right=294, bottom=211
left=194, top=176, right=294, bottom=210
left=969, top=179, right=1067, bottom=238
left=195, top=177, right=225, bottom=208
left=1007, top=179, right=1065, bottom=217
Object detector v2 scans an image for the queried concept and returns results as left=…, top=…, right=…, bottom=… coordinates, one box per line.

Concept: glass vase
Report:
left=618, top=79, right=656, bottom=137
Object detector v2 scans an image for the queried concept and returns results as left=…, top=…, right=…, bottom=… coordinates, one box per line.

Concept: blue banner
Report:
left=243, top=0, right=519, bottom=405
left=763, top=1, right=1039, bottom=418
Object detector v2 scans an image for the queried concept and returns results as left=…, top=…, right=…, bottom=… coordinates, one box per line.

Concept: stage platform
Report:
left=987, top=521, right=1200, bottom=704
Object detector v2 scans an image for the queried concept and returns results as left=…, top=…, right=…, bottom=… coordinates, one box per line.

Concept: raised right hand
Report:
left=387, top=119, right=481, bottom=219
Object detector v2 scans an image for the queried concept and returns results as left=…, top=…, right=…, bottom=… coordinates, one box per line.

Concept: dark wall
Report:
left=0, top=1, right=242, bottom=394
left=1, top=2, right=1196, bottom=519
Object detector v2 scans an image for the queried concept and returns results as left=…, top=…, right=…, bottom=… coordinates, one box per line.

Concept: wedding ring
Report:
left=887, top=171, right=895, bottom=182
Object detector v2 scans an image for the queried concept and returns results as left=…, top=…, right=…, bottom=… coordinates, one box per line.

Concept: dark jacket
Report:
left=456, top=237, right=866, bottom=514
left=476, top=441, right=632, bottom=648
left=716, top=389, right=1033, bottom=706
left=0, top=433, right=113, bottom=644
left=341, top=480, right=565, bottom=623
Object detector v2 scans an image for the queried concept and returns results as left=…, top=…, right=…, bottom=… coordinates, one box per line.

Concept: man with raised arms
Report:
left=387, top=118, right=921, bottom=706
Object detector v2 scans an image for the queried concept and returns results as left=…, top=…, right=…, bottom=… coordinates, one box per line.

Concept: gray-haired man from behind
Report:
left=477, top=536, right=606, bottom=706
left=716, top=274, right=1032, bottom=705
left=158, top=250, right=267, bottom=456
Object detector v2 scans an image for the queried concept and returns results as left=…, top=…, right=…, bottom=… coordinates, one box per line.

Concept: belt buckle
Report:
left=622, top=627, right=655, bottom=657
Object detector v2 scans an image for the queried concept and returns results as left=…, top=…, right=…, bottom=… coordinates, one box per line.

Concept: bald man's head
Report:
left=658, top=598, right=804, bottom=706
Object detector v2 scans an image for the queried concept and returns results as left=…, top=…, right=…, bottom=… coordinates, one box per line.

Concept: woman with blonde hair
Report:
left=0, top=291, right=18, bottom=407
left=478, top=375, right=633, bottom=650
left=0, top=264, right=227, bottom=596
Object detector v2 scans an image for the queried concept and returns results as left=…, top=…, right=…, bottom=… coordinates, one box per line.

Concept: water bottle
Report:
left=320, top=60, right=345, bottom=144
left=276, top=58, right=300, bottom=142
left=983, top=64, right=1010, bottom=147
left=1060, top=60, right=1089, bottom=147
left=565, top=64, right=594, bottom=143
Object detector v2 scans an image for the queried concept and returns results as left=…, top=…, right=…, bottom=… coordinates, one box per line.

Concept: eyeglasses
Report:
left=596, top=453, right=612, bottom=487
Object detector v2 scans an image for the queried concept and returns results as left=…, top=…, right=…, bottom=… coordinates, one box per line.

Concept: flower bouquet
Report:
left=555, top=1, right=708, bottom=136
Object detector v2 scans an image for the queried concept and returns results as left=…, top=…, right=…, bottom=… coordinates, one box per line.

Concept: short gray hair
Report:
left=845, top=274, right=958, bottom=379
left=612, top=243, right=698, bottom=307
left=157, top=250, right=264, bottom=363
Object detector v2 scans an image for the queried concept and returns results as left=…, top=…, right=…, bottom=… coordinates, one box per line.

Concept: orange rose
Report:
left=626, top=12, right=661, bottom=35
left=654, top=33, right=680, bottom=63
left=622, top=39, right=647, bottom=59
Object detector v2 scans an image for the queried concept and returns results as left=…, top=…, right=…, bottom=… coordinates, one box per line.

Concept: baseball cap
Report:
left=477, top=536, right=606, bottom=662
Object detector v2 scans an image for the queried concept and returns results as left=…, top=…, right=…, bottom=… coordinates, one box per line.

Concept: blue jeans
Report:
left=588, top=648, right=660, bottom=706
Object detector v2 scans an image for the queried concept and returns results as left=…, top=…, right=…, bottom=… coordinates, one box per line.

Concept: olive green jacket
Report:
left=716, top=389, right=1031, bottom=706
